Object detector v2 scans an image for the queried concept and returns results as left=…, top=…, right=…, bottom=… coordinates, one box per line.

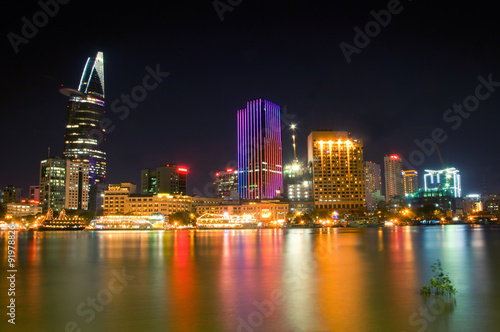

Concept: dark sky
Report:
left=2, top=0, right=499, bottom=197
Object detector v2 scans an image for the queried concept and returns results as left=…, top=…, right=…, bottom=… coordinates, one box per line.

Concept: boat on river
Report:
left=38, top=209, right=86, bottom=231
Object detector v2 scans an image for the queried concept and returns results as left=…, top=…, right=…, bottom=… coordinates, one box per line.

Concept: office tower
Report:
left=237, top=98, right=283, bottom=200
left=65, top=160, right=90, bottom=210
left=61, top=51, right=106, bottom=185
left=423, top=167, right=461, bottom=198
left=403, top=170, right=419, bottom=195
left=39, top=158, right=66, bottom=212
left=283, top=164, right=313, bottom=212
left=284, top=164, right=312, bottom=201
left=307, top=131, right=365, bottom=211
left=364, top=161, right=382, bottom=211
left=2, top=185, right=22, bottom=204
left=39, top=157, right=90, bottom=212
left=214, top=169, right=238, bottom=200
left=141, top=164, right=187, bottom=195
left=384, top=155, right=404, bottom=202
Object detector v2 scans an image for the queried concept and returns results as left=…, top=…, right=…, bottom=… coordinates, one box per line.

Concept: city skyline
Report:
left=2, top=1, right=500, bottom=197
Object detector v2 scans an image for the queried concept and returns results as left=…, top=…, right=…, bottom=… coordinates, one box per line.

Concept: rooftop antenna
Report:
left=48, top=147, right=51, bottom=158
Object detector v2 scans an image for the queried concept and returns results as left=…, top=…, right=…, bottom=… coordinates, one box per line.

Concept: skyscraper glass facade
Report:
left=237, top=99, right=283, bottom=200
left=62, top=52, right=106, bottom=185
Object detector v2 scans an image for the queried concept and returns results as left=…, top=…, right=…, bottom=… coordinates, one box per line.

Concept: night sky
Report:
left=2, top=0, right=499, bottom=197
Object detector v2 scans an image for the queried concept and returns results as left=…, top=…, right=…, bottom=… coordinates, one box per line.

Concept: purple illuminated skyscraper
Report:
left=237, top=99, right=283, bottom=200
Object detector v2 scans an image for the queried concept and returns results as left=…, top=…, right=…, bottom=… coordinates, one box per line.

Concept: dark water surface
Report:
left=1, top=225, right=500, bottom=332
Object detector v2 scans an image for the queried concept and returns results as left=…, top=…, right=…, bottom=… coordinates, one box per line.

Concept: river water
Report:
left=1, top=225, right=499, bottom=331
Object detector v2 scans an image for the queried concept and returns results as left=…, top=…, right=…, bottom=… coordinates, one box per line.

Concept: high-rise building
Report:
left=384, top=155, right=404, bottom=202
left=365, top=161, right=382, bottom=192
left=364, top=161, right=382, bottom=211
left=61, top=52, right=106, bottom=185
left=2, top=185, right=22, bottom=204
left=214, top=169, right=239, bottom=200
left=283, top=164, right=313, bottom=212
left=423, top=167, right=461, bottom=198
left=403, top=170, right=419, bottom=195
left=141, top=164, right=187, bottom=195
left=307, top=131, right=365, bottom=211
left=39, top=158, right=66, bottom=212
left=237, top=98, right=283, bottom=200
left=65, top=160, right=90, bottom=210
left=39, top=157, right=90, bottom=212
left=282, top=124, right=313, bottom=212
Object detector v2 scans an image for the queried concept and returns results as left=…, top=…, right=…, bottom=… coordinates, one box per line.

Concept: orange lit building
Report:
left=307, top=131, right=365, bottom=211
left=384, top=155, right=404, bottom=202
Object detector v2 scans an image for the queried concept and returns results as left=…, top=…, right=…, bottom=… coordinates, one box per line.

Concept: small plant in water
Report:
left=420, top=259, right=457, bottom=296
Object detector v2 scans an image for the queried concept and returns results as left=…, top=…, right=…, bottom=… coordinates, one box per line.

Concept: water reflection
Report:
left=1, top=226, right=500, bottom=331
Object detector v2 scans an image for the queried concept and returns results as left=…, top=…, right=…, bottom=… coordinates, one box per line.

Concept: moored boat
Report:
left=38, top=209, right=86, bottom=231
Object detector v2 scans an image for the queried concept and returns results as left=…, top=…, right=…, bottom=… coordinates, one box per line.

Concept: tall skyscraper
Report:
left=141, top=164, right=187, bottom=195
left=403, top=170, right=419, bottom=195
left=61, top=52, right=106, bottom=185
left=237, top=98, right=283, bottom=200
left=384, top=155, right=404, bottom=202
left=307, top=131, right=365, bottom=211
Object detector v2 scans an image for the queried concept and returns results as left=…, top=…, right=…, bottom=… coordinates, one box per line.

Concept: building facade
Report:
left=237, top=98, right=283, bottom=200
left=29, top=185, right=40, bottom=201
left=39, top=158, right=66, bottom=212
left=64, top=160, right=90, bottom=210
left=141, top=164, right=187, bottom=195
left=364, top=161, right=382, bottom=211
left=39, top=157, right=90, bottom=212
left=7, top=200, right=42, bottom=217
left=283, top=163, right=313, bottom=212
left=214, top=169, right=239, bottom=200
left=2, top=186, right=22, bottom=204
left=384, top=155, right=404, bottom=202
left=62, top=52, right=106, bottom=185
left=307, top=131, right=365, bottom=211
left=423, top=168, right=462, bottom=198
left=195, top=200, right=288, bottom=222
left=403, top=170, right=419, bottom=195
